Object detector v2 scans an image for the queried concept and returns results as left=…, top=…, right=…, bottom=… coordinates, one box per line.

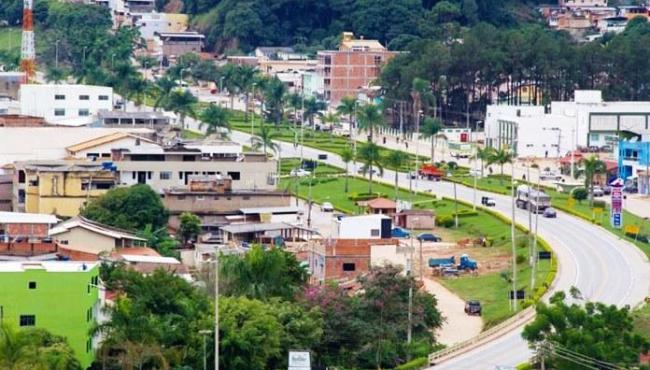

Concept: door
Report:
left=137, top=171, right=147, bottom=184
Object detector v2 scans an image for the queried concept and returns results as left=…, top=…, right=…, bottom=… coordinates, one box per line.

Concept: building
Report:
left=12, top=161, right=117, bottom=217
left=220, top=222, right=317, bottom=244
left=484, top=90, right=650, bottom=158
left=133, top=12, right=189, bottom=40
left=155, top=32, right=205, bottom=64
left=559, top=0, right=607, bottom=8
left=0, top=174, right=11, bottom=211
left=95, top=110, right=175, bottom=129
left=0, top=261, right=100, bottom=368
left=19, top=84, right=114, bottom=125
left=112, top=142, right=277, bottom=193
left=302, top=70, right=325, bottom=99
left=163, top=175, right=291, bottom=231
left=618, top=5, right=650, bottom=21
left=0, top=212, right=59, bottom=258
left=0, top=126, right=155, bottom=169
left=125, top=0, right=155, bottom=12
left=618, top=139, right=650, bottom=190
left=0, top=114, right=46, bottom=127
left=50, top=216, right=147, bottom=260
left=65, top=132, right=159, bottom=159
left=335, top=214, right=392, bottom=239
left=394, top=209, right=435, bottom=230
left=0, top=71, right=26, bottom=99
left=317, top=32, right=397, bottom=104
left=362, top=197, right=397, bottom=215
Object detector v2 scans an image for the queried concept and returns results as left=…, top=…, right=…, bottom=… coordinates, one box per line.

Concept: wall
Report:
left=5, top=223, right=49, bottom=238
left=19, top=84, right=114, bottom=123
left=337, top=216, right=386, bottom=239
left=53, top=227, right=116, bottom=255
left=0, top=174, right=11, bottom=211
left=0, top=265, right=100, bottom=368
left=70, top=137, right=160, bottom=159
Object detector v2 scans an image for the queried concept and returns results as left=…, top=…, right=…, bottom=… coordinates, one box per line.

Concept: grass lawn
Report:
left=280, top=158, right=345, bottom=176
left=280, top=173, right=553, bottom=327
left=0, top=27, right=21, bottom=53
left=632, top=304, right=650, bottom=340
left=181, top=129, right=205, bottom=139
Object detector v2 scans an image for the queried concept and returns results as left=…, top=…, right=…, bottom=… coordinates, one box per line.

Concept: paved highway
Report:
left=170, top=99, right=650, bottom=369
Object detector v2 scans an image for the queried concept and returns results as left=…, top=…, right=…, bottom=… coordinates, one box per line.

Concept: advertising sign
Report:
left=288, top=350, right=311, bottom=370
left=610, top=178, right=624, bottom=229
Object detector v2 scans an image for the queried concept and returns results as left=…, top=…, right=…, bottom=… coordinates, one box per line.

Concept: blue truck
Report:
left=428, top=254, right=478, bottom=271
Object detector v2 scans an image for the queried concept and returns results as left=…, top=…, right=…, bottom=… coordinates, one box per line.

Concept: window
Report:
left=590, top=133, right=600, bottom=141
left=78, top=109, right=90, bottom=117
left=98, top=95, right=109, bottom=101
left=54, top=108, right=65, bottom=116
left=28, top=281, right=36, bottom=289
left=197, top=195, right=204, bottom=201
left=160, top=171, right=172, bottom=180
left=79, top=95, right=90, bottom=100
left=177, top=195, right=185, bottom=200
left=227, top=171, right=241, bottom=180
left=179, top=172, right=184, bottom=179
left=342, top=263, right=356, bottom=272
left=370, top=229, right=380, bottom=237
left=19, top=315, right=35, bottom=327
left=243, top=196, right=250, bottom=200
left=54, top=94, right=65, bottom=100
left=374, top=56, right=382, bottom=64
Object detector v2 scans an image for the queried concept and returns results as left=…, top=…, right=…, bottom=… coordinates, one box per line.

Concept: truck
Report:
left=428, top=256, right=455, bottom=268
left=429, top=254, right=478, bottom=271
left=458, top=254, right=478, bottom=271
left=418, top=164, right=444, bottom=181
left=516, top=185, right=551, bottom=213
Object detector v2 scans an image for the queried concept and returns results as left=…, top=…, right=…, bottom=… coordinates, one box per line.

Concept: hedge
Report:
left=394, top=357, right=428, bottom=370
left=348, top=192, right=389, bottom=201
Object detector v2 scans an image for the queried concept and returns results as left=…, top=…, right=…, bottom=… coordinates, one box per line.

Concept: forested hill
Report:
left=169, top=0, right=547, bottom=53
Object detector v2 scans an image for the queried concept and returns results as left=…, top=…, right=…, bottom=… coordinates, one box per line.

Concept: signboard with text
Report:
left=610, top=178, right=624, bottom=229
left=288, top=350, right=311, bottom=370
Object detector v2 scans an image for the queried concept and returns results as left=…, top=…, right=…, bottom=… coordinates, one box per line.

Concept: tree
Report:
left=340, top=147, right=355, bottom=193
left=419, top=117, right=443, bottom=164
left=150, top=76, right=177, bottom=111
left=303, top=97, right=327, bottom=129
left=124, top=76, right=149, bottom=110
left=219, top=245, right=308, bottom=301
left=285, top=92, right=302, bottom=126
left=80, top=184, right=169, bottom=232
left=252, top=124, right=280, bottom=160
left=522, top=291, right=648, bottom=369
left=476, top=146, right=494, bottom=178
left=487, top=148, right=514, bottom=185
left=358, top=142, right=384, bottom=194
left=385, top=150, right=409, bottom=200
left=45, top=66, right=69, bottom=84
left=235, top=65, right=258, bottom=121
left=322, top=112, right=339, bottom=136
left=357, top=104, right=385, bottom=143
left=337, top=95, right=357, bottom=146
left=167, top=89, right=198, bottom=129
left=179, top=212, right=201, bottom=245
left=580, top=156, right=606, bottom=206
left=0, top=324, right=82, bottom=370
left=572, top=187, right=588, bottom=204
left=199, top=103, right=231, bottom=137
left=262, top=77, right=287, bottom=124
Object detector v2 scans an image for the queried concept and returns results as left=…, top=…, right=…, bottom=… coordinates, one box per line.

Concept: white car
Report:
left=321, top=202, right=334, bottom=212
left=469, top=169, right=481, bottom=177
left=290, top=168, right=311, bottom=177
left=539, top=171, right=562, bottom=181
left=592, top=186, right=605, bottom=197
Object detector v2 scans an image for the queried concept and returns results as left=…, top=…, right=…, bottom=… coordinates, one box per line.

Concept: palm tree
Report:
left=358, top=142, right=384, bottom=194
left=236, top=65, right=258, bottom=120
left=340, top=147, right=354, bottom=193
left=487, top=148, right=514, bottom=184
left=252, top=124, right=280, bottom=160
left=580, top=156, right=606, bottom=206
left=285, top=92, right=302, bottom=125
left=45, top=66, right=69, bottom=84
left=419, top=117, right=443, bottom=164
left=0, top=324, right=82, bottom=370
left=125, top=76, right=148, bottom=111
left=411, top=78, right=432, bottom=132
left=356, top=103, right=385, bottom=143
left=322, top=112, right=339, bottom=136
left=263, top=77, right=287, bottom=124
left=303, top=97, right=327, bottom=128
left=199, top=103, right=231, bottom=138
left=150, top=76, right=178, bottom=111
left=337, top=95, right=357, bottom=144
left=167, top=89, right=197, bottom=129
left=220, top=63, right=240, bottom=109
left=385, top=150, right=409, bottom=200
left=476, top=146, right=494, bottom=178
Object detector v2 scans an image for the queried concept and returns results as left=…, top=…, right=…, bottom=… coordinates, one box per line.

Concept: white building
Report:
left=485, top=90, right=650, bottom=158
left=132, top=12, right=189, bottom=40
left=335, top=214, right=392, bottom=239
left=19, top=84, right=114, bottom=125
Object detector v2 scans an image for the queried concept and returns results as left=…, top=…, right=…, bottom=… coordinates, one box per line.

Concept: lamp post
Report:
left=82, top=46, right=88, bottom=65
left=55, top=40, right=60, bottom=69
left=510, top=146, right=518, bottom=312
left=199, top=330, right=212, bottom=370
left=202, top=256, right=220, bottom=370
left=219, top=76, right=225, bottom=95
left=251, top=83, right=257, bottom=146
left=111, top=53, right=116, bottom=70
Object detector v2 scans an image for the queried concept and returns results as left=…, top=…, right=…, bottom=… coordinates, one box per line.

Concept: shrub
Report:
left=454, top=209, right=479, bottom=218
left=571, top=187, right=588, bottom=203
left=447, top=161, right=458, bottom=170
left=592, top=199, right=606, bottom=209
left=395, top=357, right=428, bottom=370
left=516, top=254, right=527, bottom=264
left=436, top=215, right=455, bottom=228
left=348, top=192, right=388, bottom=201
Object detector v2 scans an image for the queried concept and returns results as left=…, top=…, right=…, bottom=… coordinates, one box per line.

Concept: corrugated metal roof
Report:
left=0, top=212, right=59, bottom=224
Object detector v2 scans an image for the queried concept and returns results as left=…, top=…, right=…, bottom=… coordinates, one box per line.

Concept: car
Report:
left=318, top=154, right=328, bottom=160
left=469, top=169, right=481, bottom=177
left=481, top=196, right=496, bottom=207
left=321, top=202, right=334, bottom=212
left=543, top=207, right=557, bottom=218
left=417, top=233, right=442, bottom=242
left=539, top=171, right=562, bottom=181
left=603, top=185, right=612, bottom=195
left=464, top=300, right=482, bottom=316
left=592, top=186, right=605, bottom=197
left=290, top=168, right=311, bottom=177
left=408, top=171, right=418, bottom=180
left=391, top=227, right=411, bottom=238
left=358, top=168, right=379, bottom=176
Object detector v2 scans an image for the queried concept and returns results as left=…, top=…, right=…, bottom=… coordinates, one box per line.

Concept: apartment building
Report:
left=0, top=261, right=100, bottom=368
left=317, top=32, right=397, bottom=104
left=19, top=84, right=113, bottom=124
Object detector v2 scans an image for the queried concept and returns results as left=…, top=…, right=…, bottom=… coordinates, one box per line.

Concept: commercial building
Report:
left=12, top=161, right=116, bottom=217
left=94, top=110, right=175, bottom=129
left=335, top=214, right=393, bottom=239
left=220, top=222, right=316, bottom=244
left=317, top=32, right=397, bottom=104
left=484, top=90, right=650, bottom=158
left=19, top=84, right=114, bottom=125
left=0, top=261, right=100, bottom=368
left=155, top=31, right=205, bottom=64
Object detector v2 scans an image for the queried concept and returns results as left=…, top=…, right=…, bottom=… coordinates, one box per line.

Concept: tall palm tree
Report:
left=487, top=148, right=514, bottom=184
left=322, top=112, right=339, bottom=136
left=356, top=103, right=385, bottom=143
left=337, top=95, right=357, bottom=144
left=167, top=89, right=197, bottom=129
left=236, top=65, right=258, bottom=121
left=340, top=147, right=354, bottom=193
left=252, top=124, right=280, bottom=160
left=125, top=76, right=148, bottom=111
left=411, top=78, right=431, bottom=132
left=358, top=142, right=384, bottom=194
left=419, top=117, right=443, bottom=164
left=199, top=103, right=231, bottom=138
left=385, top=150, right=409, bottom=200
left=45, top=66, right=69, bottom=84
left=263, top=77, right=287, bottom=124
left=303, top=97, right=327, bottom=128
left=476, top=146, right=494, bottom=178
left=150, top=76, right=178, bottom=111
left=580, top=156, right=606, bottom=206
left=285, top=92, right=302, bottom=125
left=220, top=63, right=240, bottom=109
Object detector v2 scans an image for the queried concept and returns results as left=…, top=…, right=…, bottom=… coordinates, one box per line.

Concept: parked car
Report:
left=603, top=185, right=612, bottom=195
left=391, top=227, right=411, bottom=238
left=290, top=168, right=311, bottom=177
left=321, top=202, right=334, bottom=212
left=417, top=233, right=442, bottom=242
left=464, top=300, right=482, bottom=316
left=623, top=183, right=638, bottom=193
left=481, top=196, right=496, bottom=207
left=539, top=171, right=562, bottom=181
left=408, top=171, right=418, bottom=180
left=543, top=207, right=557, bottom=218
left=592, top=186, right=604, bottom=197
left=318, top=154, right=328, bottom=160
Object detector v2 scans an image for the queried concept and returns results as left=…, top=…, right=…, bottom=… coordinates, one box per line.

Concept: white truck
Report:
left=516, top=185, right=551, bottom=213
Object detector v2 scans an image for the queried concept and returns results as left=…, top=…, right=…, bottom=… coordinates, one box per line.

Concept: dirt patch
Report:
left=410, top=240, right=511, bottom=278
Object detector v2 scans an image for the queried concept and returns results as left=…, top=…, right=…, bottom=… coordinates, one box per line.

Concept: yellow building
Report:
left=13, top=161, right=116, bottom=217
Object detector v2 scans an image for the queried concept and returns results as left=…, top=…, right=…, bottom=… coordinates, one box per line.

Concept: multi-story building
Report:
left=19, top=84, right=114, bottom=124
left=155, top=32, right=205, bottom=64
left=94, top=110, right=175, bottom=130
left=317, top=32, right=397, bottom=105
left=0, top=175, right=11, bottom=211
left=112, top=141, right=277, bottom=193
left=132, top=12, right=189, bottom=40
left=559, top=0, right=607, bottom=8
left=12, top=161, right=117, bottom=217
left=0, top=261, right=100, bottom=368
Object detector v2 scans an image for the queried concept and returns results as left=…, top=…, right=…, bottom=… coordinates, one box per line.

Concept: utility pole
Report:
left=250, top=83, right=256, bottom=146
left=453, top=182, right=459, bottom=228
left=570, top=127, right=576, bottom=179
left=527, top=164, right=532, bottom=266
left=473, top=147, right=478, bottom=210
left=307, top=162, right=315, bottom=227
left=407, top=236, right=414, bottom=345
left=531, top=167, right=541, bottom=289
left=511, top=149, right=518, bottom=312
left=399, top=101, right=404, bottom=139
left=213, top=256, right=219, bottom=370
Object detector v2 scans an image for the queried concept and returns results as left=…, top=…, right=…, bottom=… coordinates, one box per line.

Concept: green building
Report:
left=0, top=261, right=100, bottom=368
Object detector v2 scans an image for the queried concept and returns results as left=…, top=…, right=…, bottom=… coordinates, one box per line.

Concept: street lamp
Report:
left=219, top=76, right=225, bottom=95
left=82, top=46, right=88, bottom=65
left=55, top=40, right=61, bottom=69
left=199, top=330, right=212, bottom=370
left=111, top=53, right=116, bottom=70
left=202, top=256, right=220, bottom=370
left=251, top=82, right=257, bottom=146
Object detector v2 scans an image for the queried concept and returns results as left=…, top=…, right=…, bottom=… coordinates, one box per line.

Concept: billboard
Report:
left=610, top=178, right=624, bottom=229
